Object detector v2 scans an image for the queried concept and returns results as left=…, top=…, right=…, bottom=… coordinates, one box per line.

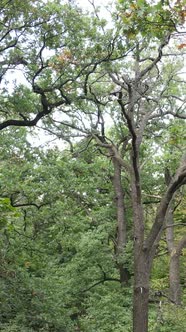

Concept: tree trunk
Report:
left=112, top=157, right=128, bottom=284
left=169, top=236, right=186, bottom=304
left=133, top=251, right=150, bottom=332
left=169, top=252, right=181, bottom=304
left=130, top=150, right=150, bottom=332
left=165, top=205, right=180, bottom=304
left=165, top=187, right=185, bottom=305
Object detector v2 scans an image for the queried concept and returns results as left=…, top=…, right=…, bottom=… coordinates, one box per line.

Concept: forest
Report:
left=0, top=0, right=186, bottom=331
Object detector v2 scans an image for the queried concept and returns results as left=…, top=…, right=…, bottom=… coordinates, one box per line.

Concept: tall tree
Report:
left=0, top=1, right=186, bottom=331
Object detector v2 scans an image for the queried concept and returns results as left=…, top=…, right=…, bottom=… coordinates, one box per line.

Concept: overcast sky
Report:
left=77, top=0, right=110, bottom=9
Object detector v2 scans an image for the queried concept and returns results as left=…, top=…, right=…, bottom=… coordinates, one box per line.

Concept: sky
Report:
left=77, top=0, right=111, bottom=10
left=77, top=0, right=114, bottom=19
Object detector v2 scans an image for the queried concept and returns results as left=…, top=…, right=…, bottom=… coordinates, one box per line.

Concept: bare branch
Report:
left=136, top=34, right=171, bottom=81
left=10, top=194, right=48, bottom=210
left=82, top=277, right=120, bottom=293
left=175, top=235, right=186, bottom=256
left=92, top=134, right=132, bottom=173
left=164, top=223, right=186, bottom=229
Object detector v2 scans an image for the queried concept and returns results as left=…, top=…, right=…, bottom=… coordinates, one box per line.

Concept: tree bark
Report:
left=169, top=236, right=186, bottom=304
left=130, top=145, right=150, bottom=332
left=132, top=196, right=150, bottom=332
left=165, top=169, right=185, bottom=305
left=112, top=157, right=128, bottom=284
left=133, top=251, right=150, bottom=332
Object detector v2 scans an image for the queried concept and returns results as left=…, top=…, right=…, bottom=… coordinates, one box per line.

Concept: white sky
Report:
left=77, top=0, right=114, bottom=19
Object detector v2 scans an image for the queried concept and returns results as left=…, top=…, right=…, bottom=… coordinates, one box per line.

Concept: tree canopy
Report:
left=0, top=0, right=186, bottom=331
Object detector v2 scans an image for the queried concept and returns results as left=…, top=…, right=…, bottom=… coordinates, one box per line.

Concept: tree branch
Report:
left=144, top=154, right=186, bottom=252
left=82, top=277, right=120, bottom=293
left=136, top=33, right=171, bottom=81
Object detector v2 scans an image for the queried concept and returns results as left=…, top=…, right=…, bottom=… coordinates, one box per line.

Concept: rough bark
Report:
left=112, top=157, right=128, bottom=284
left=164, top=166, right=186, bottom=305
left=130, top=143, right=150, bottom=332
left=165, top=206, right=174, bottom=253
left=132, top=176, right=150, bottom=332
left=165, top=204, right=180, bottom=303
left=169, top=236, right=186, bottom=304
left=133, top=252, right=150, bottom=332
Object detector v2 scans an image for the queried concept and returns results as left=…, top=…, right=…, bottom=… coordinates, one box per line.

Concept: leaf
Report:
left=177, top=43, right=186, bottom=49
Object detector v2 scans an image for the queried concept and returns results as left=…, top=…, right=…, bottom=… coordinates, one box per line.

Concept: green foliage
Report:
left=152, top=305, right=186, bottom=332
left=0, top=125, right=185, bottom=331
left=117, top=0, right=185, bottom=40
left=79, top=286, right=132, bottom=332
left=0, top=0, right=186, bottom=331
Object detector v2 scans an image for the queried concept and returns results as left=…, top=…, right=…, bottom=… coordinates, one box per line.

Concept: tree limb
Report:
left=144, top=154, right=186, bottom=252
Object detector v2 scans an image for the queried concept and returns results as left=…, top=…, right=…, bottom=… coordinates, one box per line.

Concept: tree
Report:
left=44, top=2, right=186, bottom=330
left=0, top=0, right=186, bottom=331
left=162, top=122, right=186, bottom=305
